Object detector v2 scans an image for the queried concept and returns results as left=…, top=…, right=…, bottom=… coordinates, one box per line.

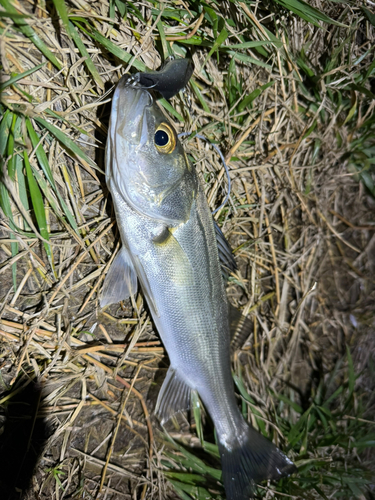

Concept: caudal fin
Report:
left=218, top=425, right=296, bottom=500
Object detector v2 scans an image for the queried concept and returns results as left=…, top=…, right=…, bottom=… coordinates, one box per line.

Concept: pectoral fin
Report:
left=100, top=247, right=138, bottom=307
left=155, top=367, right=191, bottom=425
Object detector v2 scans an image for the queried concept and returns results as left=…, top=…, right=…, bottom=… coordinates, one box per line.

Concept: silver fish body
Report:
left=103, top=75, right=296, bottom=499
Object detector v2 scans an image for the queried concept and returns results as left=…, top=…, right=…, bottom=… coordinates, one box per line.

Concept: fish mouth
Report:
left=111, top=74, right=153, bottom=147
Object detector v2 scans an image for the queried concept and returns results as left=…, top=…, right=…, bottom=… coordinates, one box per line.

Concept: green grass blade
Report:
left=44, top=109, right=90, bottom=136
left=323, top=385, right=343, bottom=407
left=33, top=117, right=99, bottom=171
left=156, top=19, right=171, bottom=59
left=0, top=112, right=19, bottom=291
left=25, top=119, right=56, bottom=187
left=233, top=374, right=267, bottom=435
left=352, top=434, right=375, bottom=452
left=23, top=153, right=49, bottom=235
left=190, top=79, right=210, bottom=113
left=362, top=59, right=375, bottom=84
left=68, top=21, right=105, bottom=89
left=271, top=391, right=303, bottom=414
left=7, top=113, right=19, bottom=180
left=228, top=50, right=273, bottom=70
left=117, top=0, right=145, bottom=22
left=114, top=0, right=126, bottom=18
left=164, top=449, right=222, bottom=481
left=0, top=63, right=46, bottom=92
left=23, top=151, right=54, bottom=271
left=226, top=40, right=281, bottom=49
left=361, top=6, right=375, bottom=27
left=0, top=0, right=62, bottom=70
left=167, top=478, right=218, bottom=499
left=73, top=21, right=147, bottom=71
left=164, top=472, right=210, bottom=485
left=191, top=390, right=204, bottom=445
left=0, top=180, right=18, bottom=291
left=26, top=119, right=79, bottom=232
left=151, top=8, right=193, bottom=21
left=271, top=0, right=347, bottom=27
left=109, top=0, right=116, bottom=19
left=203, top=4, right=219, bottom=37
left=238, top=81, right=274, bottom=113
left=0, top=109, right=13, bottom=155
left=30, top=166, right=66, bottom=225
left=163, top=435, right=221, bottom=480
left=159, top=98, right=184, bottom=122
left=346, top=84, right=375, bottom=100
left=167, top=481, right=194, bottom=500
left=0, top=10, right=29, bottom=19
left=314, top=484, right=330, bottom=500
left=202, top=27, right=228, bottom=68
left=202, top=441, right=220, bottom=459
left=51, top=190, right=78, bottom=232
left=15, top=155, right=31, bottom=231
left=168, top=36, right=209, bottom=47
left=51, top=0, right=70, bottom=31
left=0, top=180, right=28, bottom=236
left=288, top=406, right=313, bottom=446
left=51, top=0, right=104, bottom=88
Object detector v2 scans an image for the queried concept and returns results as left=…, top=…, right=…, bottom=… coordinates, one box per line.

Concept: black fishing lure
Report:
left=133, top=58, right=194, bottom=99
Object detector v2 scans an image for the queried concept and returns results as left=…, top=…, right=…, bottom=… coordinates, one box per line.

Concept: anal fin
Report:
left=100, top=247, right=138, bottom=307
left=155, top=367, right=191, bottom=425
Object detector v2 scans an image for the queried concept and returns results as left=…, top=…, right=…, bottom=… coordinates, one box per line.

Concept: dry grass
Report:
left=0, top=0, right=374, bottom=499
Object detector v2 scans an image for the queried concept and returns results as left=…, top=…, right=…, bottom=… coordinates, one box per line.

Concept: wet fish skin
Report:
left=103, top=75, right=296, bottom=499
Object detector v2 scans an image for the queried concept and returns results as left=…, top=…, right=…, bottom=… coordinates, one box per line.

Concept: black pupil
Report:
left=155, top=130, right=169, bottom=147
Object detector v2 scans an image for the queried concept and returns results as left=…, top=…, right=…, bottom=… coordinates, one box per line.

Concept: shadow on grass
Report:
left=0, top=381, right=50, bottom=500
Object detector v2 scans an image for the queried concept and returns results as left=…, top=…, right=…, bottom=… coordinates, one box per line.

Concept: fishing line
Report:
left=178, top=132, right=231, bottom=215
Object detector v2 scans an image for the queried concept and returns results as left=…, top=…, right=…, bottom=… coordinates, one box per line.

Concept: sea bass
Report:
left=102, top=74, right=296, bottom=499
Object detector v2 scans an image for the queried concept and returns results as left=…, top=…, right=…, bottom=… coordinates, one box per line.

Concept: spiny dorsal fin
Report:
left=155, top=367, right=191, bottom=425
left=214, top=221, right=237, bottom=279
left=100, top=247, right=138, bottom=307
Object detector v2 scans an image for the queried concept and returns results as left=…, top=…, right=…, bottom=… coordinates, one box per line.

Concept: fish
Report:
left=101, top=74, right=297, bottom=500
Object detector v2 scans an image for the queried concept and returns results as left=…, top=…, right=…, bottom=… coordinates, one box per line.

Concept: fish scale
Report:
left=102, top=74, right=297, bottom=499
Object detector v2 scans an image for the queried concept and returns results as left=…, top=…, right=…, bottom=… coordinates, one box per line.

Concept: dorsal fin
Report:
left=214, top=221, right=237, bottom=279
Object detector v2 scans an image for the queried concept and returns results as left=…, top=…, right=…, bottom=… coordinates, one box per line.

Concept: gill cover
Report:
left=106, top=76, right=197, bottom=225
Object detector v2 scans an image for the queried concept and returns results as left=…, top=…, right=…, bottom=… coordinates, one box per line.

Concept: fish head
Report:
left=106, top=75, right=197, bottom=225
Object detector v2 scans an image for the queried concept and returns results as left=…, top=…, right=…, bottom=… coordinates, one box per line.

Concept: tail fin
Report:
left=218, top=425, right=296, bottom=500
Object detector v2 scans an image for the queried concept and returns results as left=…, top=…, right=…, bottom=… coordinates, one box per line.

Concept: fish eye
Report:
left=154, top=123, right=176, bottom=154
